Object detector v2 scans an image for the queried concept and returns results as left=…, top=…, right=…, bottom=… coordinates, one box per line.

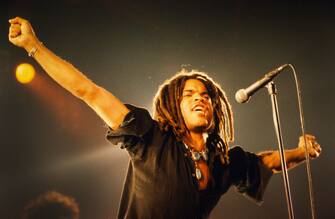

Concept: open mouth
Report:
left=194, top=108, right=204, bottom=112
left=192, top=104, right=206, bottom=112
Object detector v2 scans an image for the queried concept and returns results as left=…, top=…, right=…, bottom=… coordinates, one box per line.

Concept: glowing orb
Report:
left=15, top=63, right=36, bottom=84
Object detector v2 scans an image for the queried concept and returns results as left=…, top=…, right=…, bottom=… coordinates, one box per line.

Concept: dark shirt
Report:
left=106, top=104, right=273, bottom=219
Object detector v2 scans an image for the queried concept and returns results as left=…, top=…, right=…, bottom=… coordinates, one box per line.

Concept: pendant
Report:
left=195, top=168, right=202, bottom=180
left=192, top=151, right=201, bottom=161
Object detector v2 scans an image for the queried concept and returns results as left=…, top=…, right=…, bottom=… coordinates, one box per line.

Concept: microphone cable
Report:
left=288, top=64, right=317, bottom=219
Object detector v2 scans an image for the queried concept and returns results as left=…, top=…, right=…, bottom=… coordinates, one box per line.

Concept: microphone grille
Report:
left=235, top=89, right=249, bottom=103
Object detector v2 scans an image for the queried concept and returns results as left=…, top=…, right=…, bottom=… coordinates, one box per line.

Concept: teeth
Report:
left=193, top=105, right=205, bottom=112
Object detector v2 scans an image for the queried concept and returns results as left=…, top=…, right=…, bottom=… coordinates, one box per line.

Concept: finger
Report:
left=305, top=134, right=316, bottom=140
left=10, top=23, right=21, bottom=29
left=311, top=141, right=319, bottom=147
left=9, top=17, right=20, bottom=24
left=9, top=32, right=19, bottom=38
left=314, top=143, right=321, bottom=153
left=8, top=30, right=21, bottom=39
left=300, top=134, right=316, bottom=141
left=9, top=17, right=25, bottom=24
left=11, top=30, right=21, bottom=37
left=8, top=32, right=16, bottom=39
left=9, top=26, right=21, bottom=36
left=311, top=145, right=321, bottom=158
left=308, top=148, right=319, bottom=158
left=10, top=23, right=21, bottom=27
left=9, top=30, right=21, bottom=37
left=9, top=26, right=21, bottom=34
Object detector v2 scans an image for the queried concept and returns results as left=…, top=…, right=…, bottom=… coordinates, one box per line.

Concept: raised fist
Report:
left=8, top=17, right=39, bottom=51
left=298, top=134, right=321, bottom=159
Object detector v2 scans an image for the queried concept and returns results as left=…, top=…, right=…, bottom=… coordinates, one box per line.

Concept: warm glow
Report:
left=15, top=63, right=36, bottom=84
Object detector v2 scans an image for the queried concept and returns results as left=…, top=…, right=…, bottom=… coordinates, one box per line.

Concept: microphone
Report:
left=235, top=64, right=289, bottom=103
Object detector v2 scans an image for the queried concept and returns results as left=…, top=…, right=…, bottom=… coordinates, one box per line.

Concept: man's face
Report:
left=180, top=79, right=214, bottom=133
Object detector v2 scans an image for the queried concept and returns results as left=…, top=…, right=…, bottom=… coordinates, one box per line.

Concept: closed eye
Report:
left=201, top=93, right=211, bottom=101
left=203, top=94, right=210, bottom=99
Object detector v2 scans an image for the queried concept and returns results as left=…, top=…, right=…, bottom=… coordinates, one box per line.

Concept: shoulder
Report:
left=106, top=104, right=173, bottom=147
left=228, top=146, right=248, bottom=159
left=228, top=145, right=259, bottom=171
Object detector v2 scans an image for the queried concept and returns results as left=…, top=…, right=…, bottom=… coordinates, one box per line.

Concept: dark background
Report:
left=1, top=0, right=334, bottom=218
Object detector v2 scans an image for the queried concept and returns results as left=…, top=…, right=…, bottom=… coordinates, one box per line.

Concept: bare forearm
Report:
left=258, top=135, right=321, bottom=173
left=9, top=17, right=130, bottom=129
left=28, top=40, right=94, bottom=99
left=258, top=147, right=305, bottom=173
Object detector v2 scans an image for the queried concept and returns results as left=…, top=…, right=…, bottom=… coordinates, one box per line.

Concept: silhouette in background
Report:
left=22, top=191, right=79, bottom=219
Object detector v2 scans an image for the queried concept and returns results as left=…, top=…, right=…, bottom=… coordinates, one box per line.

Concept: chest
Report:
left=181, top=143, right=213, bottom=190
left=130, top=141, right=233, bottom=216
left=196, top=160, right=210, bottom=190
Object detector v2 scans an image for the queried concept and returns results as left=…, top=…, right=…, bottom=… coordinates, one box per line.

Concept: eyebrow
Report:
left=183, top=90, right=209, bottom=95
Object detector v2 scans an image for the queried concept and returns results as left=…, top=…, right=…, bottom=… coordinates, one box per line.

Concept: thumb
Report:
left=9, top=17, right=22, bottom=24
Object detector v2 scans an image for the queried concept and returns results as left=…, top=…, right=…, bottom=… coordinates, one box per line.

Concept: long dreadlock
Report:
left=153, top=68, right=234, bottom=165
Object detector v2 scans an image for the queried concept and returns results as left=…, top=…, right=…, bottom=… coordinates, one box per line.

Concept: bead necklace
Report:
left=183, top=143, right=209, bottom=180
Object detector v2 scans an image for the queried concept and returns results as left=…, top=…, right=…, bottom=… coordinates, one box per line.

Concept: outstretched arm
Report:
left=8, top=17, right=129, bottom=129
left=258, top=134, right=321, bottom=173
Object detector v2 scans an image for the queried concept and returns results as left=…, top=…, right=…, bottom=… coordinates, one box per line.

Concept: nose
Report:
left=193, top=93, right=205, bottom=102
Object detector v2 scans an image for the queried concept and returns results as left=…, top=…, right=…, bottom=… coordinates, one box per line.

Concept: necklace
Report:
left=183, top=143, right=209, bottom=180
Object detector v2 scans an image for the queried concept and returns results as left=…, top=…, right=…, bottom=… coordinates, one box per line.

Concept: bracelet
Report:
left=28, top=47, right=38, bottom=57
left=28, top=42, right=43, bottom=58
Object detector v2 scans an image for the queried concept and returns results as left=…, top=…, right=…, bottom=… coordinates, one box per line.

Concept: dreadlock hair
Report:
left=153, top=68, right=234, bottom=165
left=22, top=190, right=79, bottom=219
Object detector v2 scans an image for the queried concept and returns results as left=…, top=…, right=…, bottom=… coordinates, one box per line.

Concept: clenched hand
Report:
left=298, top=134, right=321, bottom=159
left=8, top=17, right=39, bottom=51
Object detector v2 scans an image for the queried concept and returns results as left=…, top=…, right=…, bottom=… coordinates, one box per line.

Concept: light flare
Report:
left=15, top=63, right=36, bottom=84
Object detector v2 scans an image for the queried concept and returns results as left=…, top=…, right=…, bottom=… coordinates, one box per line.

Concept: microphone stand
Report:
left=266, top=81, right=295, bottom=219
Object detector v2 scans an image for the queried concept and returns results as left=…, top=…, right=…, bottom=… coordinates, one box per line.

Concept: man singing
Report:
left=9, top=17, right=321, bottom=219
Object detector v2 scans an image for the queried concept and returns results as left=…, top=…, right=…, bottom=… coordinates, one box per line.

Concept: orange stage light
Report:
left=15, top=63, right=36, bottom=84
